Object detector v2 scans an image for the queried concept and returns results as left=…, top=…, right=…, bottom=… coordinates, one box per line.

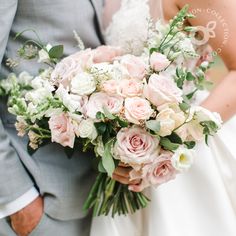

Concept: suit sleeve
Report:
left=0, top=0, right=37, bottom=207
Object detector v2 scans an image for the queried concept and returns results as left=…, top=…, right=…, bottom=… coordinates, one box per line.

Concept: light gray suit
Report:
left=0, top=0, right=104, bottom=235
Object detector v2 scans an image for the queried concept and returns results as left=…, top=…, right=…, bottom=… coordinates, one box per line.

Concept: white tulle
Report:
left=91, top=1, right=236, bottom=235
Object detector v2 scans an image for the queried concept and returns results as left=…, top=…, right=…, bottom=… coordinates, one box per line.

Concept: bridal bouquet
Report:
left=0, top=6, right=222, bottom=216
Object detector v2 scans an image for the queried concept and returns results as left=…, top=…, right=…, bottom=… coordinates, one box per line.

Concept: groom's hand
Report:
left=112, top=163, right=140, bottom=185
left=10, top=196, right=44, bottom=236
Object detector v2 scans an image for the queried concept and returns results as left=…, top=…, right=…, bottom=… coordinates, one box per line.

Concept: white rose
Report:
left=77, top=119, right=98, bottom=140
left=56, top=85, right=87, bottom=113
left=193, top=106, right=222, bottom=128
left=71, top=72, right=96, bottom=96
left=31, top=76, right=55, bottom=92
left=171, top=146, right=195, bottom=172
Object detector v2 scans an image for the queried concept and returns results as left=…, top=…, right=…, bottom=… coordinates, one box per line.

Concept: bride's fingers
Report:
left=112, top=173, right=141, bottom=185
left=113, top=166, right=132, bottom=178
left=118, top=162, right=130, bottom=168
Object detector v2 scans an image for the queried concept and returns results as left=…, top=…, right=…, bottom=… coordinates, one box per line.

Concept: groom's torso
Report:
left=0, top=0, right=104, bottom=220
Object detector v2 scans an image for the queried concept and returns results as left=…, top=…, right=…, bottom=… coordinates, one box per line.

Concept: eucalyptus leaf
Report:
left=102, top=140, right=115, bottom=177
left=146, top=120, right=161, bottom=133
left=184, top=141, right=196, bottom=149
left=186, top=72, right=195, bottom=81
left=94, top=122, right=107, bottom=135
left=103, top=106, right=116, bottom=120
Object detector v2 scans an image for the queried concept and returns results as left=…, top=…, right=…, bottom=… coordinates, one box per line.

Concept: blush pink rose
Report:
left=117, top=79, right=143, bottom=97
left=129, top=150, right=177, bottom=192
left=150, top=52, right=171, bottom=71
left=114, top=127, right=160, bottom=170
left=86, top=92, right=123, bottom=119
left=144, top=74, right=183, bottom=106
left=48, top=113, right=75, bottom=148
left=102, top=80, right=118, bottom=95
left=120, top=55, right=146, bottom=80
left=93, top=46, right=123, bottom=63
left=124, top=97, right=153, bottom=124
left=51, top=56, right=83, bottom=88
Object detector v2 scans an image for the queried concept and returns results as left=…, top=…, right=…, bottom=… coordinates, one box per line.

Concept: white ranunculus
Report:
left=56, top=85, right=84, bottom=113
left=171, top=147, right=195, bottom=172
left=71, top=72, right=96, bottom=96
left=77, top=119, right=97, bottom=140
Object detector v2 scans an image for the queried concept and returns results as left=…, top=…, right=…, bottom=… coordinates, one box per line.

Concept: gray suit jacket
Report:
left=0, top=0, right=104, bottom=220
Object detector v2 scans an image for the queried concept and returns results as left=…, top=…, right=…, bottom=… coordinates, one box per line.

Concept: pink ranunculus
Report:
left=150, top=52, right=171, bottom=71
left=117, top=79, right=143, bottom=97
left=129, top=150, right=177, bottom=192
left=114, top=127, right=160, bottom=170
left=102, top=79, right=118, bottom=95
left=86, top=92, right=124, bottom=119
left=144, top=74, right=183, bottom=106
left=124, top=97, right=153, bottom=124
left=93, top=46, right=123, bottom=63
left=48, top=113, right=75, bottom=148
left=120, top=55, right=146, bottom=80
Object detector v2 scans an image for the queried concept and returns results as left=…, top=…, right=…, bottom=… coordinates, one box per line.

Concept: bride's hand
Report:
left=112, top=162, right=140, bottom=185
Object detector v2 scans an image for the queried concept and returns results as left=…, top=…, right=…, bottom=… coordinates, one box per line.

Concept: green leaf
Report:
left=146, top=120, right=161, bottom=133
left=160, top=138, right=180, bottom=151
left=49, top=45, right=64, bottom=59
left=186, top=72, right=195, bottom=81
left=96, top=111, right=106, bottom=121
left=98, top=160, right=107, bottom=173
left=94, top=122, right=107, bottom=135
left=184, top=141, right=196, bottom=149
left=102, top=140, right=115, bottom=177
left=116, top=117, right=128, bottom=128
left=150, top=48, right=158, bottom=54
left=103, top=106, right=116, bottom=120
left=166, top=132, right=183, bottom=144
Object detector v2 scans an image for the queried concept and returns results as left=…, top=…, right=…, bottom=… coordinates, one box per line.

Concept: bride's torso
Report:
left=103, top=0, right=164, bottom=55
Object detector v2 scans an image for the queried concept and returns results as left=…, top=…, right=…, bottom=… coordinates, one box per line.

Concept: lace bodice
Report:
left=104, top=0, right=163, bottom=55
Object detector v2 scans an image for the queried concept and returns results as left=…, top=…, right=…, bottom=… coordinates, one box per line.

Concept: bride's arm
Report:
left=165, top=0, right=236, bottom=122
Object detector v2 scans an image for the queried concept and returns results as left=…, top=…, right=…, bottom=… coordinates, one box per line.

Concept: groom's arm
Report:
left=0, top=0, right=39, bottom=218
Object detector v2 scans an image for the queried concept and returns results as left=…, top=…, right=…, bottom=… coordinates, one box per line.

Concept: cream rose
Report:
left=144, top=74, right=183, bottom=106
left=102, top=79, right=118, bottom=95
left=71, top=72, right=96, bottom=96
left=114, top=127, right=160, bottom=170
left=125, top=97, right=153, bottom=124
left=150, top=52, right=171, bottom=71
left=86, top=92, right=123, bottom=119
left=156, top=107, right=185, bottom=137
left=77, top=119, right=98, bottom=140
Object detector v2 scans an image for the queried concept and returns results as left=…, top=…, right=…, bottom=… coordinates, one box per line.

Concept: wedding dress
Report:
left=90, top=1, right=236, bottom=235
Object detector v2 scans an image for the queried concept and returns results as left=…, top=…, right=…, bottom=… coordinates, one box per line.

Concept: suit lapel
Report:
left=89, top=0, right=105, bottom=44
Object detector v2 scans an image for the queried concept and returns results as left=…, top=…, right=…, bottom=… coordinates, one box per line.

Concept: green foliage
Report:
left=184, top=141, right=196, bottom=149
left=160, top=137, right=180, bottom=151
left=48, top=45, right=64, bottom=59
left=146, top=120, right=161, bottom=133
left=102, top=139, right=115, bottom=177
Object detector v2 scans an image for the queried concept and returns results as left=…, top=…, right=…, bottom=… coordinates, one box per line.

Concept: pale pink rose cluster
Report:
left=114, top=127, right=178, bottom=192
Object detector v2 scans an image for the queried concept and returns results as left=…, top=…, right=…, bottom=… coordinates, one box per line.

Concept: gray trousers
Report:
left=0, top=213, right=92, bottom=236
